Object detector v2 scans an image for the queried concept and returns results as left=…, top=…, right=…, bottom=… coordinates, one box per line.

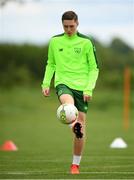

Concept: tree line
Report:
left=0, top=37, right=133, bottom=89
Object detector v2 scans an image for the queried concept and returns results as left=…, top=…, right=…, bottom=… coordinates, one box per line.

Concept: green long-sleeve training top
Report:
left=42, top=32, right=99, bottom=96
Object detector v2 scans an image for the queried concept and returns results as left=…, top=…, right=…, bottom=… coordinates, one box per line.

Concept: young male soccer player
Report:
left=42, top=11, right=99, bottom=174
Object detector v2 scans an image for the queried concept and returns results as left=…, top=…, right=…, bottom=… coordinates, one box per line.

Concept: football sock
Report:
left=72, top=155, right=81, bottom=165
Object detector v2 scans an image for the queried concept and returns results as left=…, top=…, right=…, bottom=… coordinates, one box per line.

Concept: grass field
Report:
left=0, top=86, right=134, bottom=179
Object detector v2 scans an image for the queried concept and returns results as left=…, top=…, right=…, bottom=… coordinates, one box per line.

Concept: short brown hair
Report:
left=62, top=11, right=78, bottom=22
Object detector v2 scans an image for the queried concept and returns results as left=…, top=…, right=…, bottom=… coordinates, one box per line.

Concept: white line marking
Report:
left=0, top=171, right=134, bottom=175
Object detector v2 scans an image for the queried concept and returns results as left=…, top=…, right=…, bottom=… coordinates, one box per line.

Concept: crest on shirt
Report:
left=59, top=48, right=63, bottom=51
left=74, top=48, right=81, bottom=54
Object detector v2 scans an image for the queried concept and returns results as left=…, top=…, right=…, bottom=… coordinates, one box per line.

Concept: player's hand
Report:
left=42, top=88, right=50, bottom=97
left=83, top=94, right=92, bottom=102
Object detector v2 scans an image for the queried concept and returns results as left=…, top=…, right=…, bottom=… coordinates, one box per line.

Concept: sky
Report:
left=0, top=0, right=134, bottom=47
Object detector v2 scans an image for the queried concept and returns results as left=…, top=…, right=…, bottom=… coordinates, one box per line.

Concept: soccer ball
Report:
left=57, top=103, right=78, bottom=124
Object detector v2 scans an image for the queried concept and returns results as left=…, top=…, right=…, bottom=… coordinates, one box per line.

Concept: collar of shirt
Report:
left=64, top=32, right=78, bottom=40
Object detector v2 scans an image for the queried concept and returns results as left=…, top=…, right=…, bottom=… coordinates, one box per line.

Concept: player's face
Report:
left=62, top=19, right=78, bottom=36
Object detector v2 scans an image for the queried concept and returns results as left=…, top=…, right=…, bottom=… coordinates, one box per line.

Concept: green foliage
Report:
left=0, top=43, right=48, bottom=87
left=93, top=38, right=134, bottom=89
left=0, top=37, right=133, bottom=88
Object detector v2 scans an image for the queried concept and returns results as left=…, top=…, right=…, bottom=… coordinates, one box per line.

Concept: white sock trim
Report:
left=72, top=155, right=81, bottom=165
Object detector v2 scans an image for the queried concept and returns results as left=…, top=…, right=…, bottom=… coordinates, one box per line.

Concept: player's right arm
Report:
left=42, top=39, right=55, bottom=96
left=42, top=87, right=50, bottom=97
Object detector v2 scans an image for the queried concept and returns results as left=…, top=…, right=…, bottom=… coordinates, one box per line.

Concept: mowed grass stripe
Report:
left=0, top=171, right=134, bottom=175
left=1, top=156, right=134, bottom=160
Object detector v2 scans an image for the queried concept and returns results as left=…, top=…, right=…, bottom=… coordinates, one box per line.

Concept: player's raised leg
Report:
left=59, top=94, right=74, bottom=105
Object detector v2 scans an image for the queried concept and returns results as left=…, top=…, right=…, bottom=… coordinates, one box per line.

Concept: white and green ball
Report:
left=57, top=103, right=78, bottom=124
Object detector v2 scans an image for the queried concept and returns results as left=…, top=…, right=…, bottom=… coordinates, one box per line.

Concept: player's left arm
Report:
left=83, top=41, right=99, bottom=98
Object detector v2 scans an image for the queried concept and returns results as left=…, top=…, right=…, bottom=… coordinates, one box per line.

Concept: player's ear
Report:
left=76, top=20, right=79, bottom=26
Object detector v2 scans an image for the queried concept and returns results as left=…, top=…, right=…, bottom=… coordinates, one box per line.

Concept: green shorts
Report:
left=56, top=84, right=88, bottom=113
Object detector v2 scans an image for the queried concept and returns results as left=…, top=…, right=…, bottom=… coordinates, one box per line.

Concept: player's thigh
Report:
left=56, top=84, right=74, bottom=104
left=59, top=94, right=74, bottom=104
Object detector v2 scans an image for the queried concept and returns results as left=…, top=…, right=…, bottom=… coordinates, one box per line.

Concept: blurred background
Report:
left=0, top=0, right=134, bottom=87
left=0, top=0, right=134, bottom=140
left=0, top=0, right=134, bottom=178
left=0, top=0, right=133, bottom=88
left=0, top=0, right=134, bottom=134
